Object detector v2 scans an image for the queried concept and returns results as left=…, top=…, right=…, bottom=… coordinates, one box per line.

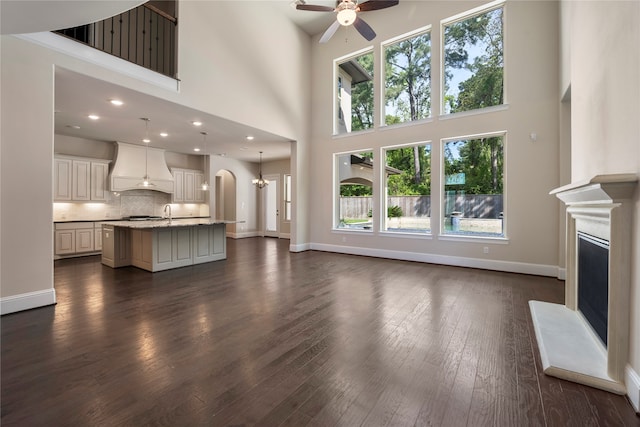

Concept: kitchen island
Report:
left=101, top=218, right=228, bottom=272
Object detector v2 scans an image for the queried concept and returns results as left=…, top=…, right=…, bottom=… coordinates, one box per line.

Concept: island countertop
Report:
left=104, top=218, right=240, bottom=229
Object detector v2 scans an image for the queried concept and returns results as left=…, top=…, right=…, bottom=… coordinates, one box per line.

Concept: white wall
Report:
left=563, top=0, right=640, bottom=398
left=307, top=0, right=561, bottom=274
left=0, top=1, right=311, bottom=308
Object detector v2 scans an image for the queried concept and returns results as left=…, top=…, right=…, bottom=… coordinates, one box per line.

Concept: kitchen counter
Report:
left=54, top=216, right=212, bottom=223
left=105, top=218, right=233, bottom=228
left=102, top=220, right=231, bottom=272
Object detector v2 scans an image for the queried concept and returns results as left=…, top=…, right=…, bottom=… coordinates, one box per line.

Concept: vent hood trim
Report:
left=109, top=142, right=174, bottom=193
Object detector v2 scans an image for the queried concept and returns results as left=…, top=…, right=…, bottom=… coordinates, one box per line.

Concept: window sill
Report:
left=332, top=228, right=374, bottom=234
left=438, top=234, right=509, bottom=244
left=378, top=117, right=434, bottom=131
left=332, top=128, right=375, bottom=139
left=439, top=104, right=509, bottom=121
left=379, top=231, right=433, bottom=240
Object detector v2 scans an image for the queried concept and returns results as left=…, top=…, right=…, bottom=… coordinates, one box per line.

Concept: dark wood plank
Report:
left=1, top=237, right=638, bottom=426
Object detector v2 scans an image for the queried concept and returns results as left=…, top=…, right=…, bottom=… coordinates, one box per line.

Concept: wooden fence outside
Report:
left=340, top=195, right=503, bottom=219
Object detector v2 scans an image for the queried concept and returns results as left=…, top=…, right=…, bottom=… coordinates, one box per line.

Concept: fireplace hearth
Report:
left=530, top=174, right=637, bottom=394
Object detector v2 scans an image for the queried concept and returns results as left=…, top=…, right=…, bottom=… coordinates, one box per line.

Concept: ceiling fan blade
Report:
left=357, top=0, right=399, bottom=12
left=353, top=16, right=376, bottom=41
left=296, top=4, right=335, bottom=12
left=319, top=20, right=341, bottom=43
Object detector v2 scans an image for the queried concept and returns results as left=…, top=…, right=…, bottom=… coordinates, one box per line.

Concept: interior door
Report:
left=263, top=174, right=279, bottom=237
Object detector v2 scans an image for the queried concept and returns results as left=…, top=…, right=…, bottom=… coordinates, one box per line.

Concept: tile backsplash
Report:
left=53, top=189, right=209, bottom=221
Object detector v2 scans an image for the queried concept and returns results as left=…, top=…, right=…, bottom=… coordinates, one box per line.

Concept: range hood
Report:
left=109, top=142, right=174, bottom=193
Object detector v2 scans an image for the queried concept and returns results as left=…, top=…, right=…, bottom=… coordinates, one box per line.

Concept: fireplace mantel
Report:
left=550, top=173, right=638, bottom=205
left=530, top=174, right=637, bottom=394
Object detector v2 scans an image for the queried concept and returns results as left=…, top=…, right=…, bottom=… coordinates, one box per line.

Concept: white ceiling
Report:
left=7, top=0, right=342, bottom=162
left=54, top=68, right=295, bottom=162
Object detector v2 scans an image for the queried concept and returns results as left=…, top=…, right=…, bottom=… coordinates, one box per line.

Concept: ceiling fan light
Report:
left=337, top=8, right=357, bottom=25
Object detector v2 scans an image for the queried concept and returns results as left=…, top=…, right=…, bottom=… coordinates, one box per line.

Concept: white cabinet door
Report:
left=172, top=168, right=204, bottom=203
left=172, top=169, right=184, bottom=202
left=194, top=172, right=205, bottom=202
left=54, top=158, right=72, bottom=201
left=184, top=171, right=195, bottom=202
left=72, top=160, right=91, bottom=201
left=94, top=227, right=103, bottom=251
left=91, top=161, right=110, bottom=201
left=75, top=228, right=95, bottom=252
left=55, top=156, right=111, bottom=202
left=55, top=229, right=76, bottom=254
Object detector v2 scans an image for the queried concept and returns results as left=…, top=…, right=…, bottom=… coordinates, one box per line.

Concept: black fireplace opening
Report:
left=577, top=232, right=609, bottom=346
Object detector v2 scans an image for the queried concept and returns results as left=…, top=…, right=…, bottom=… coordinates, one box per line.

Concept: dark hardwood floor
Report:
left=2, top=237, right=638, bottom=426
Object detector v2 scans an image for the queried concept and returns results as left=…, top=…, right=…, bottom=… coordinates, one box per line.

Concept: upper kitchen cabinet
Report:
left=54, top=155, right=111, bottom=202
left=172, top=168, right=205, bottom=203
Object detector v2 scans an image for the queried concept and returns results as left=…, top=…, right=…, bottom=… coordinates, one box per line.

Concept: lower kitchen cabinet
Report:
left=94, top=227, right=103, bottom=251
left=75, top=228, right=94, bottom=253
left=55, top=229, right=76, bottom=255
left=54, top=222, right=102, bottom=258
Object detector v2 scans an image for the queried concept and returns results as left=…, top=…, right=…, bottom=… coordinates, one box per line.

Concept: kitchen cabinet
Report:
left=72, top=159, right=91, bottom=201
left=55, top=222, right=102, bottom=258
left=55, top=229, right=76, bottom=255
left=54, top=155, right=111, bottom=202
left=91, top=161, right=110, bottom=201
left=54, top=158, right=73, bottom=201
left=172, top=168, right=205, bottom=203
left=75, top=227, right=94, bottom=252
left=94, top=226, right=103, bottom=251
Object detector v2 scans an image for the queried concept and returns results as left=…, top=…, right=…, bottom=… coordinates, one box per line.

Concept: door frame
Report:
left=262, top=174, right=280, bottom=238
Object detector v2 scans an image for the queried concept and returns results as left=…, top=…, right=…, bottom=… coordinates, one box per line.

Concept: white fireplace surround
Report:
left=530, top=174, right=637, bottom=394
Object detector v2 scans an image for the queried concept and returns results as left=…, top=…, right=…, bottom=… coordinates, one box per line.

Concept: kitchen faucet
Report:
left=163, top=204, right=172, bottom=221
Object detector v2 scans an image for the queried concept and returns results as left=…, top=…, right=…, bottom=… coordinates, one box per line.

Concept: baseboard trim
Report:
left=626, top=364, right=640, bottom=413
left=227, top=231, right=260, bottom=239
left=556, top=267, right=567, bottom=280
left=1, top=289, right=57, bottom=315
left=290, top=242, right=311, bottom=252
left=309, top=243, right=559, bottom=277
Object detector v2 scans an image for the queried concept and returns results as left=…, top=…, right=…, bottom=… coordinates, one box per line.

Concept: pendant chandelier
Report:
left=252, top=151, right=269, bottom=189
left=139, top=117, right=155, bottom=188
left=200, top=131, right=209, bottom=191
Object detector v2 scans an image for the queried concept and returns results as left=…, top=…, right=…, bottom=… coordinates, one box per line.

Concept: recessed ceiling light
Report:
left=143, top=138, right=151, bottom=143
left=160, top=132, right=168, bottom=137
left=88, top=114, right=100, bottom=120
left=192, top=121, right=202, bottom=127
left=246, top=135, right=254, bottom=140
left=218, top=153, right=227, bottom=157
left=193, top=148, right=201, bottom=152
left=109, top=99, right=124, bottom=106
left=66, top=125, right=81, bottom=129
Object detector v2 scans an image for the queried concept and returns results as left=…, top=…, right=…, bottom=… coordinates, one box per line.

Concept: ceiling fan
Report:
left=296, top=0, right=399, bottom=43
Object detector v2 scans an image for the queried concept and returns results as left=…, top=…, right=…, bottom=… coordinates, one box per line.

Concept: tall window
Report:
left=383, top=28, right=431, bottom=125
left=335, top=151, right=374, bottom=230
left=442, top=4, right=504, bottom=114
left=284, top=174, right=292, bottom=221
left=442, top=134, right=504, bottom=237
left=336, top=50, right=374, bottom=134
left=383, top=143, right=431, bottom=234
